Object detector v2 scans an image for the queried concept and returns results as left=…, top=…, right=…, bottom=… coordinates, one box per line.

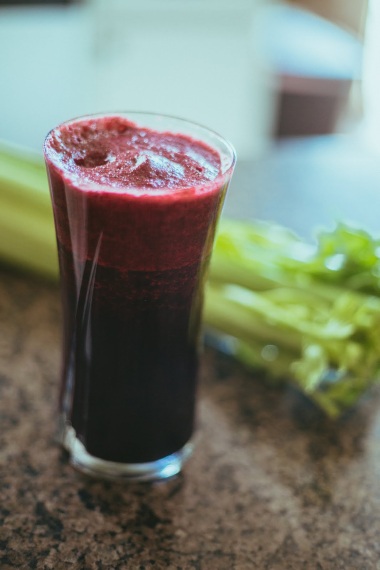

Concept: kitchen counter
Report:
left=1, top=135, right=380, bottom=569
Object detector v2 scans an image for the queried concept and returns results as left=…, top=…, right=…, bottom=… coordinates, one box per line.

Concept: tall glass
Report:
left=44, top=112, right=235, bottom=481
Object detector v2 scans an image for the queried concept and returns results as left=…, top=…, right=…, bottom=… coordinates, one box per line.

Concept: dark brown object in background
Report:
left=276, top=76, right=353, bottom=137
left=266, top=5, right=363, bottom=138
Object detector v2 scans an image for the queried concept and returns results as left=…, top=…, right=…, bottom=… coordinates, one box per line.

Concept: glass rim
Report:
left=44, top=111, right=236, bottom=196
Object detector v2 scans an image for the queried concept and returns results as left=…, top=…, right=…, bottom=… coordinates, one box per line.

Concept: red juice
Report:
left=44, top=113, right=235, bottom=478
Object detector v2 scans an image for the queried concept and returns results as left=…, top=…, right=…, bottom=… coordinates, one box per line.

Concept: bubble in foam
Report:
left=74, top=151, right=115, bottom=169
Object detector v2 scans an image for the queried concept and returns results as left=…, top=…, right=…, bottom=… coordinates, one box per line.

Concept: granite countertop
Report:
left=1, top=267, right=380, bottom=570
left=1, top=136, right=380, bottom=569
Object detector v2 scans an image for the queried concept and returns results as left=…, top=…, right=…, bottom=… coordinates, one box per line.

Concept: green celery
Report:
left=0, top=140, right=57, bottom=278
left=0, top=192, right=58, bottom=278
left=204, top=219, right=380, bottom=417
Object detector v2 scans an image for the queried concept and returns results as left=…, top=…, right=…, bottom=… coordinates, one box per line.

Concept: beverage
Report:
left=44, top=113, right=235, bottom=480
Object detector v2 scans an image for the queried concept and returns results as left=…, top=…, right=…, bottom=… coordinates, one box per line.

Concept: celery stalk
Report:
left=204, top=283, right=303, bottom=352
left=0, top=140, right=58, bottom=278
left=0, top=193, right=58, bottom=278
left=0, top=139, right=50, bottom=210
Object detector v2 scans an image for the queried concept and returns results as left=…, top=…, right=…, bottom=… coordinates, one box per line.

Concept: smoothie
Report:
left=44, top=113, right=235, bottom=472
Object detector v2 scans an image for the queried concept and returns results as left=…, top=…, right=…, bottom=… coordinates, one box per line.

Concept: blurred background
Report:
left=1, top=0, right=379, bottom=236
left=0, top=0, right=370, bottom=155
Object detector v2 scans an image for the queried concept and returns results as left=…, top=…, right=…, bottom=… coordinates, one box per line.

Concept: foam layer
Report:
left=44, top=115, right=221, bottom=192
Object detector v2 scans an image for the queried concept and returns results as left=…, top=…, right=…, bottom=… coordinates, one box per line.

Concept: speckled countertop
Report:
left=2, top=136, right=380, bottom=569
left=1, top=264, right=380, bottom=570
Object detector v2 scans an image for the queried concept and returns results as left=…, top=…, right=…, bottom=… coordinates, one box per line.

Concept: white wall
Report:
left=0, top=5, right=94, bottom=151
left=0, top=1, right=273, bottom=160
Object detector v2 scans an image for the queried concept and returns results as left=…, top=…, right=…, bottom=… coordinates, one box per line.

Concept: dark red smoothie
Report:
left=44, top=114, right=234, bottom=466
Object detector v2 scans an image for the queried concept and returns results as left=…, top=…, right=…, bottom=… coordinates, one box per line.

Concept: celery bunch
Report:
left=2, top=141, right=380, bottom=417
left=204, top=220, right=380, bottom=417
left=0, top=140, right=58, bottom=278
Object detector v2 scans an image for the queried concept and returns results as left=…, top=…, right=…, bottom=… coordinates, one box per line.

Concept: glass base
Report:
left=59, top=424, right=193, bottom=482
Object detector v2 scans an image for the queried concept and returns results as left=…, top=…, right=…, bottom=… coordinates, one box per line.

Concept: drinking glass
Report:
left=44, top=112, right=235, bottom=481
